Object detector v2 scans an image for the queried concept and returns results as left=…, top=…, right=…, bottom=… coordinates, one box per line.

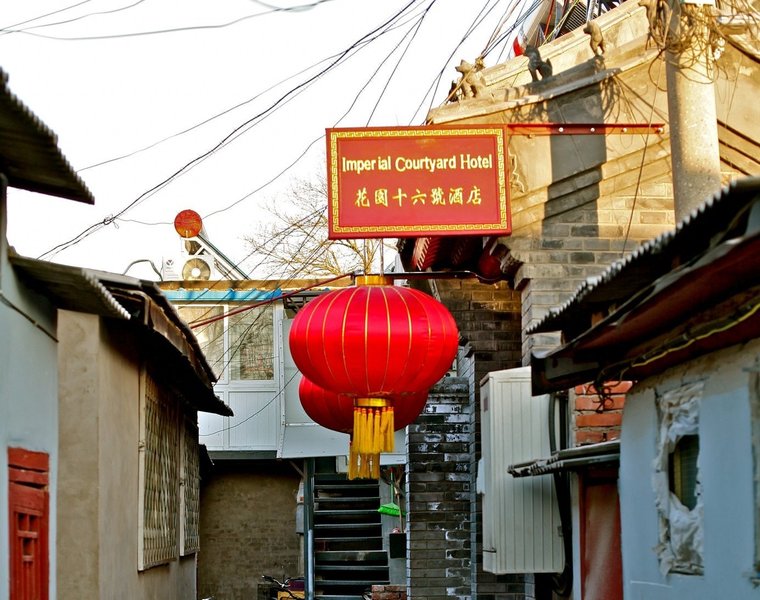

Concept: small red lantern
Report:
left=299, top=377, right=430, bottom=479
left=290, top=275, right=458, bottom=478
left=298, top=377, right=353, bottom=434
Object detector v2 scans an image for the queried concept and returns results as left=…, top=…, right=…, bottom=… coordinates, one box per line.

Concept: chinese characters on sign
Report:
left=326, top=126, right=510, bottom=239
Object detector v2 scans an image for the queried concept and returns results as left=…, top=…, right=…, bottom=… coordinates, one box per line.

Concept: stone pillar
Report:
left=665, top=3, right=722, bottom=220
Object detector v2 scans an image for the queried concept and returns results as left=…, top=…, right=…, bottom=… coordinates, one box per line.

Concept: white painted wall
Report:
left=620, top=337, right=760, bottom=599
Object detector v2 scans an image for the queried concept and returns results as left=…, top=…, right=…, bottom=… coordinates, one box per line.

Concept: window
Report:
left=229, top=305, right=274, bottom=381
left=181, top=413, right=200, bottom=556
left=8, top=447, right=49, bottom=600
left=669, top=434, right=700, bottom=511
left=178, top=306, right=224, bottom=379
left=138, top=370, right=201, bottom=569
left=654, top=381, right=703, bottom=575
left=178, top=304, right=275, bottom=381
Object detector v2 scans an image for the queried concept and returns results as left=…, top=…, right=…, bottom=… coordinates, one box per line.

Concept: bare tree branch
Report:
left=244, top=170, right=391, bottom=278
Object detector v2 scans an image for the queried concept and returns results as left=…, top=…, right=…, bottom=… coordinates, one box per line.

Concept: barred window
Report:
left=139, top=371, right=201, bottom=569
left=181, top=413, right=200, bottom=556
left=139, top=372, right=179, bottom=570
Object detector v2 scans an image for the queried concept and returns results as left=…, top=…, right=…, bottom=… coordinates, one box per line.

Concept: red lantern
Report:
left=299, top=377, right=430, bottom=434
left=298, top=377, right=353, bottom=433
left=298, top=377, right=430, bottom=479
left=290, top=276, right=458, bottom=478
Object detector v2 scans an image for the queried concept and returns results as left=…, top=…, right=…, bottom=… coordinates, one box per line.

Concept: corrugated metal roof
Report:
left=0, top=68, right=93, bottom=203
left=10, top=254, right=233, bottom=416
left=163, top=288, right=283, bottom=302
left=530, top=176, right=760, bottom=393
left=12, top=253, right=131, bottom=320
left=508, top=440, right=620, bottom=478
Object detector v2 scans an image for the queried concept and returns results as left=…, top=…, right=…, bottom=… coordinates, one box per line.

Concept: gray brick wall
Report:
left=510, top=175, right=675, bottom=363
left=407, top=378, right=472, bottom=600
left=406, top=166, right=675, bottom=598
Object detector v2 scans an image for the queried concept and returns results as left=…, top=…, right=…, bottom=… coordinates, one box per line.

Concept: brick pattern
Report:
left=429, top=281, right=533, bottom=599
left=573, top=382, right=632, bottom=445
left=511, top=175, right=675, bottom=364
left=198, top=460, right=302, bottom=600
left=408, top=188, right=662, bottom=595
left=433, top=279, right=523, bottom=383
left=407, top=378, right=473, bottom=600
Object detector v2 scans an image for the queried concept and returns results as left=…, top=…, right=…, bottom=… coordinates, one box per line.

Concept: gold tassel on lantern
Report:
left=349, top=398, right=394, bottom=479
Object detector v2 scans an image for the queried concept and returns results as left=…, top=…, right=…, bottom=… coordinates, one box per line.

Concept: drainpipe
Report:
left=665, top=1, right=722, bottom=221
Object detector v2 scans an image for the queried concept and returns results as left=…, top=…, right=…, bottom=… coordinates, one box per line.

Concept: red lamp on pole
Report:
left=290, top=275, right=458, bottom=478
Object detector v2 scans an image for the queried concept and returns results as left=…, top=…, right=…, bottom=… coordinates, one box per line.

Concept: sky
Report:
left=1, top=0, right=521, bottom=281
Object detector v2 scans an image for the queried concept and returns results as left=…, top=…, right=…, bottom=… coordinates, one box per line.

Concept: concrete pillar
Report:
left=665, top=4, right=722, bottom=221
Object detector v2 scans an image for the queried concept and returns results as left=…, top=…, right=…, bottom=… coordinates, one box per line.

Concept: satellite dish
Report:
left=182, top=257, right=212, bottom=280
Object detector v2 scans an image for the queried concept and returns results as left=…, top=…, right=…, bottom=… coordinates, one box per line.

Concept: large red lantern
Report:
left=299, top=377, right=431, bottom=478
left=290, top=275, right=458, bottom=478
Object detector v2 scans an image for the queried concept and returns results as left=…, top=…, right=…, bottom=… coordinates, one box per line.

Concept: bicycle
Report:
left=261, top=574, right=304, bottom=599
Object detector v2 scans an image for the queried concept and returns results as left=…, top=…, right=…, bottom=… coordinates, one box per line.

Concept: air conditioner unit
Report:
left=161, top=255, right=218, bottom=281
left=182, top=256, right=215, bottom=280
left=480, top=367, right=564, bottom=575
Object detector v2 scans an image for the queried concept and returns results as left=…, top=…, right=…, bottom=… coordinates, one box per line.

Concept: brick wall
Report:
left=508, top=172, right=676, bottom=364
left=573, top=382, right=631, bottom=445
left=198, top=459, right=303, bottom=600
left=422, top=279, right=536, bottom=599
left=407, top=378, right=473, bottom=600
left=406, top=170, right=672, bottom=598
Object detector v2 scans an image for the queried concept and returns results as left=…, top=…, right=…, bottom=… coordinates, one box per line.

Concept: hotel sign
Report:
left=326, top=126, right=510, bottom=239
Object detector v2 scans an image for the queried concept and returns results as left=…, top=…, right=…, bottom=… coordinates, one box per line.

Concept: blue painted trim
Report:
left=163, top=289, right=283, bottom=302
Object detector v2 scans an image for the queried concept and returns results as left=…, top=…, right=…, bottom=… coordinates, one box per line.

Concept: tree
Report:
left=243, top=171, right=393, bottom=278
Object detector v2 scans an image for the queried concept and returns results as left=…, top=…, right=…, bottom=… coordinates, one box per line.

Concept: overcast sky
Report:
left=1, top=0, right=518, bottom=280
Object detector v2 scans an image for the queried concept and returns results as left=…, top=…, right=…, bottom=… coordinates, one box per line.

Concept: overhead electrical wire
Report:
left=0, top=0, right=147, bottom=35
left=0, top=0, right=93, bottom=33
left=414, top=0, right=506, bottom=122
left=37, top=0, right=426, bottom=261
left=364, top=0, right=438, bottom=125
left=183, top=3, right=431, bottom=222
left=248, top=0, right=337, bottom=12
left=2, top=2, right=336, bottom=40
left=82, top=1, right=428, bottom=175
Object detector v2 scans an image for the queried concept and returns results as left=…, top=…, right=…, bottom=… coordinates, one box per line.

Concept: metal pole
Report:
left=304, top=458, right=315, bottom=600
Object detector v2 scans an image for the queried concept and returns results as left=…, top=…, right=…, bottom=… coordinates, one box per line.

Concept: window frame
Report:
left=138, top=368, right=202, bottom=570
left=178, top=302, right=280, bottom=389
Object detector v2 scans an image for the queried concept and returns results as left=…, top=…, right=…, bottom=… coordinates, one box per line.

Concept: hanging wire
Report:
left=36, top=0, right=425, bottom=261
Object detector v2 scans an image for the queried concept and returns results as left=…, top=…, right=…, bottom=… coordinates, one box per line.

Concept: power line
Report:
left=1, top=0, right=147, bottom=35
left=0, top=0, right=93, bottom=33
left=4, top=7, right=312, bottom=41
left=37, top=0, right=425, bottom=261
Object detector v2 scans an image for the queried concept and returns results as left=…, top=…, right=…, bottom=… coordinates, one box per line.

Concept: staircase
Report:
left=312, top=474, right=390, bottom=600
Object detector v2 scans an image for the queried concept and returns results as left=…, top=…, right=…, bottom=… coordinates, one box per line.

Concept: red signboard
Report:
left=326, top=126, right=510, bottom=239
